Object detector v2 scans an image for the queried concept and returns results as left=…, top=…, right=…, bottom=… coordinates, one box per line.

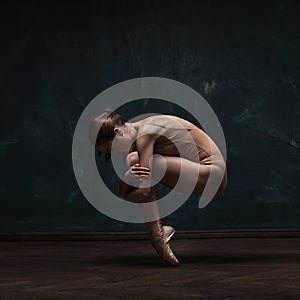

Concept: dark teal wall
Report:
left=1, top=0, right=299, bottom=233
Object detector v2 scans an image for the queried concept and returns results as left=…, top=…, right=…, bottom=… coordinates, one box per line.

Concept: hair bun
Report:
left=104, top=108, right=114, bottom=114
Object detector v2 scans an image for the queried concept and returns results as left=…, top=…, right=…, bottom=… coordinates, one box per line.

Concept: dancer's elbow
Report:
left=123, top=187, right=150, bottom=203
left=140, top=187, right=150, bottom=197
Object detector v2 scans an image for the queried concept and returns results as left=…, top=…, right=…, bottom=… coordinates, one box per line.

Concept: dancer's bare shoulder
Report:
left=135, top=115, right=169, bottom=137
left=136, top=114, right=199, bottom=133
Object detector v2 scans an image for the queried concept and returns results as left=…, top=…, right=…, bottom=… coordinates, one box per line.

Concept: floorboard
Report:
left=0, top=237, right=299, bottom=299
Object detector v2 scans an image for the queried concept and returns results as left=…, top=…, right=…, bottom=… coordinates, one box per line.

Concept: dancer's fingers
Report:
left=133, top=172, right=150, bottom=176
left=132, top=167, right=150, bottom=172
left=132, top=167, right=151, bottom=176
left=130, top=173, right=149, bottom=178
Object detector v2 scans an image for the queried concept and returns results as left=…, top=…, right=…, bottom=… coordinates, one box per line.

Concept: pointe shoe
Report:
left=145, top=221, right=180, bottom=267
left=163, top=225, right=175, bottom=244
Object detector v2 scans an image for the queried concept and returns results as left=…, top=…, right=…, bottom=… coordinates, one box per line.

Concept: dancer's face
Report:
left=96, top=125, right=133, bottom=155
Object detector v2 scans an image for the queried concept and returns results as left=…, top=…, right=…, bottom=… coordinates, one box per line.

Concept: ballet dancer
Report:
left=89, top=109, right=228, bottom=266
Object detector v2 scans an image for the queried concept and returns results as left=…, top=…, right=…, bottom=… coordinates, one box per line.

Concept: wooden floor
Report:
left=0, top=236, right=300, bottom=299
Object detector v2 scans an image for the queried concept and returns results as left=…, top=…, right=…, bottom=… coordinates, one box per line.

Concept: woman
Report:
left=89, top=109, right=228, bottom=267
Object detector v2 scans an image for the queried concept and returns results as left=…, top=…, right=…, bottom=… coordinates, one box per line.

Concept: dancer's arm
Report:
left=121, top=124, right=165, bottom=202
left=119, top=133, right=159, bottom=202
left=119, top=165, right=151, bottom=202
left=136, top=132, right=160, bottom=197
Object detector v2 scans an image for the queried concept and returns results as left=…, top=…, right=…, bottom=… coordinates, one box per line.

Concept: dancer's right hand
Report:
left=123, top=163, right=151, bottom=186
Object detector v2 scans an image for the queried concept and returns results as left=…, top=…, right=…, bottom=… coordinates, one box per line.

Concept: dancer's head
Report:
left=88, top=109, right=128, bottom=161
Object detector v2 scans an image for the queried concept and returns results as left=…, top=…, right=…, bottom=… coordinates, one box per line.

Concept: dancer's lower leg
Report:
left=139, top=186, right=180, bottom=266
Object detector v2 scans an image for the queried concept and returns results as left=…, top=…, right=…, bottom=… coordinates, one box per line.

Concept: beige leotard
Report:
left=130, top=114, right=228, bottom=196
left=134, top=114, right=225, bottom=165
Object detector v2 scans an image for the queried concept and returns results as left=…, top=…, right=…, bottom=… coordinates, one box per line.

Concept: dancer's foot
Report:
left=146, top=221, right=180, bottom=266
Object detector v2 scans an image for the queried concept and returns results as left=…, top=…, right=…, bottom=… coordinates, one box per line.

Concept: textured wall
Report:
left=1, top=0, right=299, bottom=232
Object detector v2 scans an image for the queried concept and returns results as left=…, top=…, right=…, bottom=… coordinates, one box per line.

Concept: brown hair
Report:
left=88, top=108, right=127, bottom=162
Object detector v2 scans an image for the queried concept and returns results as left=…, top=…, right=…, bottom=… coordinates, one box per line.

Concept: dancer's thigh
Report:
left=151, top=155, right=222, bottom=196
left=125, top=152, right=225, bottom=197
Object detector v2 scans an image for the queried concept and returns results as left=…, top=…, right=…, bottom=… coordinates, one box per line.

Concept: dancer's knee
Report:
left=125, top=151, right=140, bottom=168
left=189, top=164, right=225, bottom=197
